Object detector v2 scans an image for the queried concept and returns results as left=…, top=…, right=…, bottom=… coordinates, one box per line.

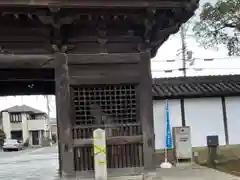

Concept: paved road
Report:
left=0, top=146, right=59, bottom=180
left=1, top=146, right=240, bottom=180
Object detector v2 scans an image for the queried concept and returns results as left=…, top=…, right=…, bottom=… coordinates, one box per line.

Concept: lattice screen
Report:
left=71, top=84, right=143, bottom=171
left=73, top=84, right=137, bottom=124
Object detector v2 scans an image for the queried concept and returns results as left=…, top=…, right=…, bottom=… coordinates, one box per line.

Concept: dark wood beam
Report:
left=180, top=98, right=186, bottom=126
left=54, top=52, right=74, bottom=175
left=0, top=54, right=53, bottom=68
left=138, top=51, right=155, bottom=170
left=73, top=135, right=143, bottom=148
left=0, top=0, right=194, bottom=8
left=0, top=52, right=142, bottom=68
left=221, top=97, right=229, bottom=145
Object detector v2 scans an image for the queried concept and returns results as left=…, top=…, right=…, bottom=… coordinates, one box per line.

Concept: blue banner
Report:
left=165, top=101, right=173, bottom=149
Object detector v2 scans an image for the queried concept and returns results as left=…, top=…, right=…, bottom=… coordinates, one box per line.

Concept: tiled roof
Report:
left=1, top=105, right=46, bottom=114
left=152, top=75, right=240, bottom=99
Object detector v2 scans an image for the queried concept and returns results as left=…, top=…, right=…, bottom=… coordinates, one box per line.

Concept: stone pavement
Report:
left=0, top=146, right=240, bottom=180
left=157, top=163, right=240, bottom=180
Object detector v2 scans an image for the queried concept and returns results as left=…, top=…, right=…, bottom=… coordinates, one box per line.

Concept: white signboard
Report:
left=173, top=126, right=192, bottom=160
left=93, top=128, right=107, bottom=180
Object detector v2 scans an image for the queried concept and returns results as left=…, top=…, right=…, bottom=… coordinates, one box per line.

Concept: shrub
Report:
left=23, top=139, right=29, bottom=147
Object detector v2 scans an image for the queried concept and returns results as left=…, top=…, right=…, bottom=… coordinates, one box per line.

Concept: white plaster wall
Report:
left=225, top=97, right=240, bottom=145
left=153, top=100, right=182, bottom=149
left=2, top=112, right=11, bottom=139
left=28, top=119, right=46, bottom=131
left=184, top=98, right=226, bottom=147
left=10, top=122, right=22, bottom=131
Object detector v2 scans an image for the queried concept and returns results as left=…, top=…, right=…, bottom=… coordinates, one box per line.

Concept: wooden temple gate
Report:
left=0, top=0, right=199, bottom=177
left=55, top=53, right=155, bottom=175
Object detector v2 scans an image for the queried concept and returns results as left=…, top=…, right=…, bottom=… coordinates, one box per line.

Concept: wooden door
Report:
left=32, top=131, right=39, bottom=145
left=71, top=84, right=143, bottom=171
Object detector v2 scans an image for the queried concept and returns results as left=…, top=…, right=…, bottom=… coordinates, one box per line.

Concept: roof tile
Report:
left=153, top=75, right=240, bottom=99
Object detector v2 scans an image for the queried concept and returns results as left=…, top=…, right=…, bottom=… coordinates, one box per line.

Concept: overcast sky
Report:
left=0, top=0, right=239, bottom=117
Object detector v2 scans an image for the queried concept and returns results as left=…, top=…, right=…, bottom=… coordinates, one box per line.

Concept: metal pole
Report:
left=46, top=95, right=52, bottom=143
left=180, top=26, right=187, bottom=77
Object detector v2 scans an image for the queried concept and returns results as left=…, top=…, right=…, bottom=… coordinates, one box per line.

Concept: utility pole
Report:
left=46, top=95, right=52, bottom=144
left=180, top=25, right=187, bottom=77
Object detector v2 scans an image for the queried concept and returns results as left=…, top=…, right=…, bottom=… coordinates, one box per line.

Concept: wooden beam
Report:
left=54, top=52, right=75, bottom=175
left=67, top=53, right=140, bottom=64
left=73, top=135, right=143, bottom=147
left=180, top=98, right=186, bottom=126
left=0, top=0, right=192, bottom=8
left=68, top=62, right=140, bottom=84
left=221, top=97, right=229, bottom=145
left=0, top=53, right=140, bottom=68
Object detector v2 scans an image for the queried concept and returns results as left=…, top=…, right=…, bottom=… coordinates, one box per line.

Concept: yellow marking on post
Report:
left=97, top=161, right=106, bottom=165
left=94, top=145, right=106, bottom=156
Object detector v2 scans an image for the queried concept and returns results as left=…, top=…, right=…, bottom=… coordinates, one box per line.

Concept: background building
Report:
left=153, top=75, right=240, bottom=149
left=1, top=105, right=51, bottom=146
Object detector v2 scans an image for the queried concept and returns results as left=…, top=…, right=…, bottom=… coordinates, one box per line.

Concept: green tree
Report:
left=193, top=0, right=240, bottom=56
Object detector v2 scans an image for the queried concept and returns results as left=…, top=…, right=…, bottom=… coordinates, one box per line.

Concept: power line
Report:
left=151, top=67, right=240, bottom=73
left=151, top=56, right=240, bottom=63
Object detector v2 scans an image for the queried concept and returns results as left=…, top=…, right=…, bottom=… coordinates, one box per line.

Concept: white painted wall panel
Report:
left=225, top=97, right=240, bottom=145
left=153, top=100, right=182, bottom=149
left=184, top=98, right=225, bottom=147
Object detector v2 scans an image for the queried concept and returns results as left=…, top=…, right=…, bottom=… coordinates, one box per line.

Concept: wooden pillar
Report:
left=221, top=97, right=229, bottom=145
left=180, top=98, right=186, bottom=126
left=139, top=51, right=156, bottom=170
left=54, top=52, right=74, bottom=175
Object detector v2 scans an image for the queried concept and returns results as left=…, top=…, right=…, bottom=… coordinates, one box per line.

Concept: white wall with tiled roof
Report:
left=153, top=96, right=240, bottom=149
left=225, top=97, right=240, bottom=145
left=184, top=97, right=225, bottom=147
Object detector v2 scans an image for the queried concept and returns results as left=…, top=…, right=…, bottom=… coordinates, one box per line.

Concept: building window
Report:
left=10, top=113, right=22, bottom=123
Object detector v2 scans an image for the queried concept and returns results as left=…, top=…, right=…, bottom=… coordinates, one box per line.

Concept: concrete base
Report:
left=61, top=168, right=160, bottom=180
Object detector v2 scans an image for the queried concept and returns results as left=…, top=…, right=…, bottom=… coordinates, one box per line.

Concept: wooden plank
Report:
left=67, top=53, right=140, bottom=64
left=70, top=76, right=139, bottom=85
left=0, top=0, right=191, bottom=8
left=73, top=135, right=143, bottom=147
left=138, top=51, right=155, bottom=170
left=0, top=53, right=140, bottom=68
left=68, top=63, right=140, bottom=85
left=54, top=52, right=75, bottom=175
left=73, top=123, right=141, bottom=129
